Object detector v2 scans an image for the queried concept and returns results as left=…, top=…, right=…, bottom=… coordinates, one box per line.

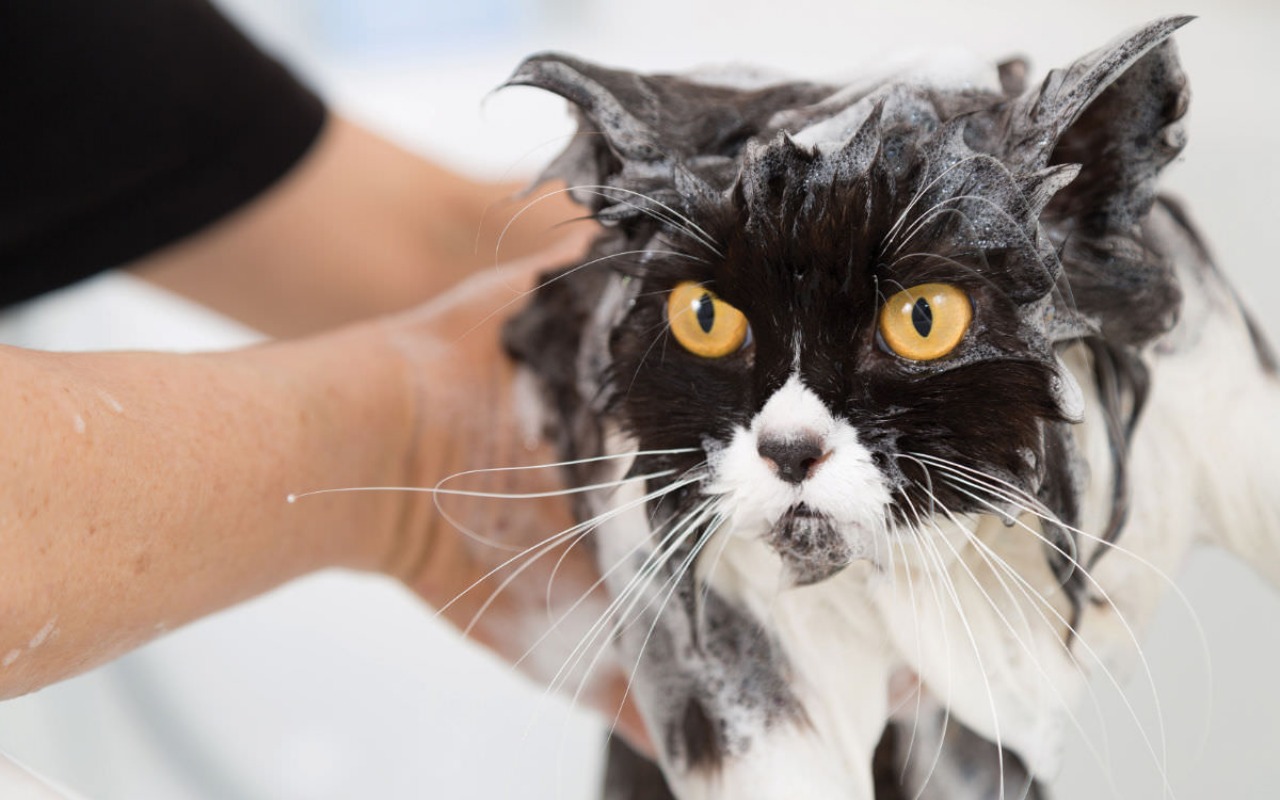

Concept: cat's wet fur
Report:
left=502, top=16, right=1277, bottom=799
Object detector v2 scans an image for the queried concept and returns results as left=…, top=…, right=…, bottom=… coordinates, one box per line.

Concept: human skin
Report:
left=0, top=114, right=650, bottom=748
left=132, top=115, right=587, bottom=338
left=0, top=251, right=572, bottom=692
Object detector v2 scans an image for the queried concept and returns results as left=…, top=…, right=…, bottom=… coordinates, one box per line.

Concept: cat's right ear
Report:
left=504, top=53, right=662, bottom=204
left=504, top=54, right=828, bottom=214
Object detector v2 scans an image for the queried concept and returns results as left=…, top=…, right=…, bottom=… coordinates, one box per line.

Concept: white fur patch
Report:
left=707, top=374, right=892, bottom=556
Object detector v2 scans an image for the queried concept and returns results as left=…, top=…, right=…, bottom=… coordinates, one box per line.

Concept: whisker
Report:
left=542, top=459, right=708, bottom=616
left=460, top=473, right=706, bottom=642
left=437, top=447, right=700, bottom=481
left=913, top=518, right=1007, bottom=800
left=901, top=453, right=1083, bottom=587
left=937, top=477, right=1177, bottom=795
left=470, top=130, right=608, bottom=259
left=441, top=474, right=704, bottom=634
left=904, top=452, right=1179, bottom=797
left=623, top=312, right=681, bottom=399
left=547, top=498, right=714, bottom=699
left=912, top=478, right=1128, bottom=796
left=951, top=511, right=1127, bottom=798
left=902, top=529, right=964, bottom=800
left=542, top=501, right=715, bottom=761
left=599, top=508, right=725, bottom=746
left=565, top=184, right=725, bottom=258
left=513, top=496, right=701, bottom=679
left=896, top=498, right=957, bottom=800
left=883, top=153, right=990, bottom=246
left=886, top=250, right=1017, bottom=300
left=695, top=510, right=735, bottom=642
left=910, top=451, right=1206, bottom=642
left=541, top=498, right=708, bottom=787
left=450, top=245, right=706, bottom=346
left=887, top=184, right=1077, bottom=320
left=886, top=505, right=928, bottom=782
left=913, top=450, right=1211, bottom=691
left=288, top=468, right=675, bottom=505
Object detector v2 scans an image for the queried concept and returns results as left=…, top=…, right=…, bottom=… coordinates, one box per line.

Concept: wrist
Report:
left=244, top=320, right=419, bottom=577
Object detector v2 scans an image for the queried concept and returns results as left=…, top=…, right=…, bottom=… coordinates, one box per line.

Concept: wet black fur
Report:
left=502, top=17, right=1195, bottom=799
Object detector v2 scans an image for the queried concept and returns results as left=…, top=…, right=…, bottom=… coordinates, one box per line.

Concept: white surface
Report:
left=1, top=1, right=1277, bottom=798
left=0, top=753, right=84, bottom=800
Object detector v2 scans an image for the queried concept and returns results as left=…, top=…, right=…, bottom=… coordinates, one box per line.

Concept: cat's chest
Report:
left=710, top=522, right=1080, bottom=774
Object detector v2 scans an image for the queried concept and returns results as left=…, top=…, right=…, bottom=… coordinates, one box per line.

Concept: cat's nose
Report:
left=757, top=435, right=827, bottom=484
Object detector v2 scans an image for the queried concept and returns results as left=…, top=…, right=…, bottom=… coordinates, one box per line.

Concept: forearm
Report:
left=130, top=116, right=581, bottom=337
left=0, top=323, right=411, bottom=698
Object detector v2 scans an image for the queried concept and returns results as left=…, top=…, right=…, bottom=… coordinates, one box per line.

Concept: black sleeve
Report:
left=0, top=0, right=327, bottom=307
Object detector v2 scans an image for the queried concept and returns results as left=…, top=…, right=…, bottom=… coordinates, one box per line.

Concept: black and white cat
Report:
left=502, top=16, right=1280, bottom=799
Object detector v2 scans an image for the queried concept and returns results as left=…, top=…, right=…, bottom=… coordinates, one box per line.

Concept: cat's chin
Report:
left=768, top=503, right=874, bottom=586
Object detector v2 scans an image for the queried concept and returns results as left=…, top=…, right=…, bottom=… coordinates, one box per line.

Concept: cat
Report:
left=500, top=16, right=1280, bottom=799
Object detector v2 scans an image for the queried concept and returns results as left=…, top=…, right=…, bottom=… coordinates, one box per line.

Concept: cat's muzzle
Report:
left=768, top=504, right=857, bottom=586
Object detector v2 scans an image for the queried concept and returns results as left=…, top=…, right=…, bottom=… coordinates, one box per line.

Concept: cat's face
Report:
left=507, top=18, right=1188, bottom=596
left=605, top=129, right=1077, bottom=584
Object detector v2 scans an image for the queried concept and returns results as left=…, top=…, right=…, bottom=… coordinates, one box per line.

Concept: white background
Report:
left=0, top=0, right=1278, bottom=798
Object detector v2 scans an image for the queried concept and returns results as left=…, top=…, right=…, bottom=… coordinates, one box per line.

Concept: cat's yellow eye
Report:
left=879, top=283, right=972, bottom=361
left=667, top=281, right=750, bottom=358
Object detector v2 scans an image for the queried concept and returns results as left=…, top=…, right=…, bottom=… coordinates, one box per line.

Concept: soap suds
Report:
left=97, top=390, right=124, bottom=414
left=29, top=618, right=57, bottom=649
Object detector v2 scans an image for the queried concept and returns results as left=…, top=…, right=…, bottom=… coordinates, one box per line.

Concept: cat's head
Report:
left=505, top=17, right=1189, bottom=586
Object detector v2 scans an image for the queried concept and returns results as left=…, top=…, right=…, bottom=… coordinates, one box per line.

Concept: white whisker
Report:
left=911, top=475, right=1127, bottom=797
left=896, top=497, right=957, bottom=800
left=518, top=501, right=696, bottom=680
left=452, top=245, right=707, bottom=346
left=938, top=478, right=1176, bottom=796
left=435, top=471, right=706, bottom=622
left=904, top=451, right=1179, bottom=797
left=913, top=519, right=1007, bottom=800
left=566, top=184, right=725, bottom=257
left=887, top=505, right=927, bottom=782
left=442, top=474, right=703, bottom=634
left=439, top=448, right=700, bottom=480
left=695, top=511, right=735, bottom=642
left=883, top=154, right=989, bottom=246
left=599, top=508, right=725, bottom=746
left=542, top=459, right=709, bottom=615
left=547, top=498, right=713, bottom=700
left=953, top=512, right=1127, bottom=798
left=287, top=469, right=675, bottom=504
left=911, top=452, right=1206, bottom=645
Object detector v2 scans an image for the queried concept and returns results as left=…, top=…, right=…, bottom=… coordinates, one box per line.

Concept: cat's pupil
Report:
left=696, top=293, right=716, bottom=333
left=912, top=298, right=933, bottom=337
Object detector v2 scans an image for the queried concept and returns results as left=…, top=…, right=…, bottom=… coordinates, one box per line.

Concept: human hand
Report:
left=372, top=225, right=653, bottom=754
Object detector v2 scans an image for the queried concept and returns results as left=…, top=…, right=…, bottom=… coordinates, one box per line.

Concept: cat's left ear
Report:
left=1005, top=16, right=1192, bottom=234
left=1002, top=16, right=1192, bottom=347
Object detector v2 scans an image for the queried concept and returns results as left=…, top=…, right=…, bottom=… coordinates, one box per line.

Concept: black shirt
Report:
left=0, top=0, right=326, bottom=307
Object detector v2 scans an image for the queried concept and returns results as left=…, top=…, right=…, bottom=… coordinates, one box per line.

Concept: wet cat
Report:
left=502, top=16, right=1280, bottom=799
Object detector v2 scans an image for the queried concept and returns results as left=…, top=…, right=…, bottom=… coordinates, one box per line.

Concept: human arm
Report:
left=2, top=0, right=649, bottom=750
left=0, top=317, right=410, bottom=696
left=130, top=114, right=581, bottom=337
left=0, top=247, right=580, bottom=699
